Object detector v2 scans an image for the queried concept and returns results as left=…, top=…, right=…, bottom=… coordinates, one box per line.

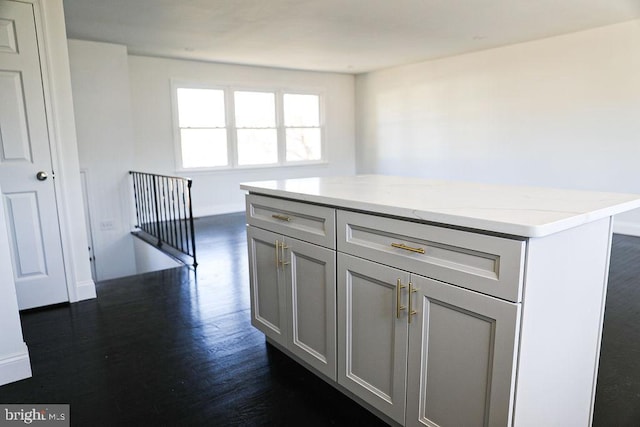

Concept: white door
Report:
left=0, top=0, right=68, bottom=309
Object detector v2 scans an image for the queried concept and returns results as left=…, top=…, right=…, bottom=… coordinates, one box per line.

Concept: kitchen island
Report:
left=241, top=175, right=640, bottom=427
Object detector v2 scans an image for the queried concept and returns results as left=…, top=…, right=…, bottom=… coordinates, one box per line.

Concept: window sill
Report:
left=175, top=160, right=329, bottom=175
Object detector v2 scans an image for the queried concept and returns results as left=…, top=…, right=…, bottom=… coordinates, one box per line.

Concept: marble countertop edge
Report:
left=240, top=177, right=640, bottom=238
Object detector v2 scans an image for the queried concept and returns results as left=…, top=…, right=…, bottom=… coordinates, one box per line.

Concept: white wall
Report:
left=356, top=20, right=640, bottom=234
left=133, top=237, right=182, bottom=274
left=68, top=40, right=137, bottom=281
left=128, top=56, right=356, bottom=217
left=0, top=185, right=31, bottom=385
left=66, top=50, right=355, bottom=280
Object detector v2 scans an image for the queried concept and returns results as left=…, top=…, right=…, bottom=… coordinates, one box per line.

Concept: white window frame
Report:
left=171, top=80, right=326, bottom=172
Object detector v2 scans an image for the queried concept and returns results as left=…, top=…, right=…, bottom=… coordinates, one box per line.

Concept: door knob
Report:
left=36, top=171, right=48, bottom=181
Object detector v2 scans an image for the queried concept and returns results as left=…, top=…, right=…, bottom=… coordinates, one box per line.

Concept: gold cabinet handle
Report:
left=274, top=240, right=290, bottom=267
left=280, top=242, right=289, bottom=266
left=408, top=282, right=418, bottom=323
left=391, top=242, right=425, bottom=254
left=396, top=279, right=407, bottom=319
left=272, top=214, right=291, bottom=222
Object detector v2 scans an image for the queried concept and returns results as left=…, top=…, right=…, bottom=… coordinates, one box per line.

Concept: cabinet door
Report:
left=337, top=253, right=410, bottom=424
left=284, top=237, right=337, bottom=380
left=247, top=226, right=287, bottom=347
left=406, top=274, right=521, bottom=427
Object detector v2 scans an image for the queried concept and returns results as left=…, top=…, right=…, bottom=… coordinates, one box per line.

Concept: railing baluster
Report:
left=141, top=174, right=147, bottom=232
left=145, top=174, right=152, bottom=234
left=142, top=174, right=150, bottom=233
left=180, top=181, right=189, bottom=254
left=152, top=174, right=160, bottom=245
left=163, top=176, right=170, bottom=248
left=171, top=180, right=179, bottom=252
left=147, top=174, right=154, bottom=235
left=170, top=178, right=177, bottom=249
left=167, top=178, right=172, bottom=248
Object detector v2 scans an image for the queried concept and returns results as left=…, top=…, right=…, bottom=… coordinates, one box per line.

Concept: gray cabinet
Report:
left=243, top=176, right=628, bottom=426
left=336, top=209, right=524, bottom=425
left=338, top=253, right=520, bottom=426
left=246, top=195, right=337, bottom=380
left=247, top=195, right=523, bottom=425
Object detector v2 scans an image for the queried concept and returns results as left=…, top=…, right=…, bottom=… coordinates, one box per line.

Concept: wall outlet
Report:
left=100, top=220, right=115, bottom=231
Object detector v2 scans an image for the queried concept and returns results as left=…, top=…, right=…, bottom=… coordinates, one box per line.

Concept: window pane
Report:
left=177, top=88, right=225, bottom=128
left=237, top=129, right=278, bottom=165
left=284, top=94, right=319, bottom=127
left=286, top=128, right=321, bottom=161
left=180, top=129, right=228, bottom=168
left=234, top=91, right=276, bottom=128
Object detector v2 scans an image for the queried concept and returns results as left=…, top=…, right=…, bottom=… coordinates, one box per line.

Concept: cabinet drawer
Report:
left=246, top=194, right=336, bottom=249
left=337, top=210, right=525, bottom=302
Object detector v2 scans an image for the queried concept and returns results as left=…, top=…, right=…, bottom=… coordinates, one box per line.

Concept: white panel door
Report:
left=0, top=0, right=68, bottom=309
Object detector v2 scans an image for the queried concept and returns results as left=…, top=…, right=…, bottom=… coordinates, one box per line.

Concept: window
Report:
left=284, top=94, right=322, bottom=162
left=235, top=91, right=278, bottom=166
left=176, top=88, right=227, bottom=168
left=173, top=84, right=323, bottom=170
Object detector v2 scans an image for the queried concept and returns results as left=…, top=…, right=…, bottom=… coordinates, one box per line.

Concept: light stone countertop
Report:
left=240, top=175, right=640, bottom=237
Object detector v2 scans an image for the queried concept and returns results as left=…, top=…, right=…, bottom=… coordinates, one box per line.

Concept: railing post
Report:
left=180, top=181, right=189, bottom=255
left=130, top=171, right=140, bottom=229
left=187, top=179, right=197, bottom=268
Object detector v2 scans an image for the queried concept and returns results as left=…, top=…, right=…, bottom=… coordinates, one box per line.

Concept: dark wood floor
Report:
left=594, top=234, right=640, bottom=426
left=1, top=212, right=639, bottom=426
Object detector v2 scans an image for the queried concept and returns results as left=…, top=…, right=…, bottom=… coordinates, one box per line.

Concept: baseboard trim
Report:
left=613, top=221, right=640, bottom=237
left=192, top=204, right=244, bottom=218
left=74, top=279, right=97, bottom=302
left=0, top=345, right=32, bottom=386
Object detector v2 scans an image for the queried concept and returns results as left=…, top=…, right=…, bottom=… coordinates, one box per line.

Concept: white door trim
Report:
left=80, top=169, right=97, bottom=281
left=29, top=0, right=96, bottom=302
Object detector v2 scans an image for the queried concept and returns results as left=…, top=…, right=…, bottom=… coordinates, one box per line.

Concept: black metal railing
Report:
left=129, top=171, right=197, bottom=268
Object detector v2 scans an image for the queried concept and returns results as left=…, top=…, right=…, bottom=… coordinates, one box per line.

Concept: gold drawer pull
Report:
left=396, top=279, right=406, bottom=319
left=408, top=283, right=418, bottom=324
left=272, top=214, right=291, bottom=222
left=280, top=242, right=289, bottom=266
left=391, top=242, right=425, bottom=254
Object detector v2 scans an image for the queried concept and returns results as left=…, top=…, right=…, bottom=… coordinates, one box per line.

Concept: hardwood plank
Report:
left=593, top=234, right=640, bottom=426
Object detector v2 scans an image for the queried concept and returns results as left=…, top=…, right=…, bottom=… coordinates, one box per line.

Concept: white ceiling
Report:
left=62, top=0, right=640, bottom=74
